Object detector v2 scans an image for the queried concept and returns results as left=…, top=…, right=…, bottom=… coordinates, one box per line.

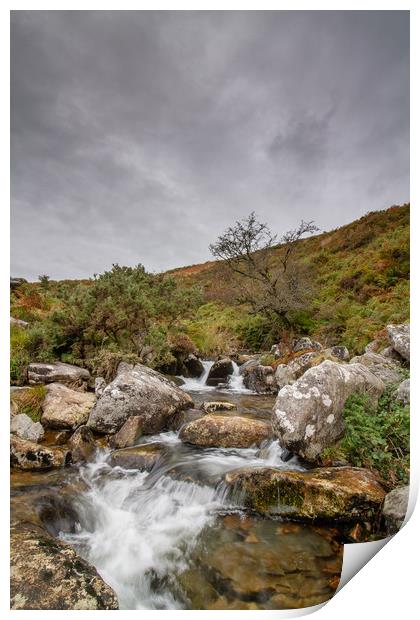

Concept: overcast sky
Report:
left=11, top=10, right=409, bottom=281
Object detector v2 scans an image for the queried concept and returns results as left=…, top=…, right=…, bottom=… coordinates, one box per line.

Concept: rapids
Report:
left=12, top=361, right=343, bottom=609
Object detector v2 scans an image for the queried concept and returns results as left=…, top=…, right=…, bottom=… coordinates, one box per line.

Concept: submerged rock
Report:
left=382, top=486, right=409, bottom=535
left=11, top=413, right=44, bottom=442
left=28, top=362, right=90, bottom=387
left=10, top=435, right=71, bottom=471
left=87, top=364, right=193, bottom=434
left=41, top=383, right=96, bottom=430
left=109, top=443, right=163, bottom=471
left=206, top=358, right=234, bottom=386
left=386, top=323, right=410, bottom=361
left=272, top=360, right=385, bottom=461
left=177, top=514, right=342, bottom=609
left=200, top=401, right=237, bottom=413
left=10, top=521, right=118, bottom=609
left=179, top=415, right=272, bottom=448
left=224, top=466, right=386, bottom=521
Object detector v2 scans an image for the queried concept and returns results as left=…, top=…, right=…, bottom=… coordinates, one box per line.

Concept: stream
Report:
left=11, top=362, right=344, bottom=610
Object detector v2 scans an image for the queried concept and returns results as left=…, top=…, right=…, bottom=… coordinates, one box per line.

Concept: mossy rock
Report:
left=224, top=466, right=386, bottom=521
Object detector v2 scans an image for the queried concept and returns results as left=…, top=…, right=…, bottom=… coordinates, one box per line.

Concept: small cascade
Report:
left=178, top=360, right=214, bottom=392
left=59, top=435, right=304, bottom=609
left=226, top=361, right=250, bottom=393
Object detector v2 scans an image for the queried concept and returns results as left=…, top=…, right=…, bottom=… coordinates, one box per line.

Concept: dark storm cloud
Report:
left=11, top=10, right=409, bottom=280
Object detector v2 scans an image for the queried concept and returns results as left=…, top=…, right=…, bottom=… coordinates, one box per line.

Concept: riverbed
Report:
left=10, top=365, right=344, bottom=610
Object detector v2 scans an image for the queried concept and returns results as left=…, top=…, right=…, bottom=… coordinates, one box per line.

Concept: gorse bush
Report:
left=321, top=387, right=410, bottom=486
left=10, top=264, right=203, bottom=382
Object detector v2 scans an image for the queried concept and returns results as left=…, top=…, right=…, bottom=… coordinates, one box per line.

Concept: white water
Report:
left=178, top=360, right=214, bottom=392
left=60, top=435, right=303, bottom=609
left=179, top=359, right=251, bottom=394
left=226, top=360, right=251, bottom=393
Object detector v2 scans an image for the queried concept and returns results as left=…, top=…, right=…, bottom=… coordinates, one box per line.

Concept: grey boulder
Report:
left=206, top=358, right=234, bottom=386
left=272, top=360, right=385, bottom=461
left=28, top=362, right=90, bottom=387
left=382, top=486, right=409, bottom=535
left=87, top=364, right=193, bottom=434
left=386, top=324, right=410, bottom=361
left=11, top=413, right=44, bottom=442
left=395, top=378, right=410, bottom=405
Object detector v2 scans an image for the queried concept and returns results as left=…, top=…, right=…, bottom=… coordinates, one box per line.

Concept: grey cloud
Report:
left=11, top=10, right=409, bottom=280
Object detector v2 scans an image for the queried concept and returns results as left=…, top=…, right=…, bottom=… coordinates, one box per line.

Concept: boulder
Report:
left=10, top=522, right=118, bottom=609
left=95, top=377, right=106, bottom=397
left=272, top=360, right=385, bottom=461
left=87, top=364, right=193, bottom=434
left=11, top=435, right=71, bottom=470
left=395, top=378, right=410, bottom=405
left=292, top=337, right=322, bottom=353
left=168, top=408, right=203, bottom=431
left=28, top=362, right=90, bottom=387
left=274, top=364, right=296, bottom=390
left=68, top=425, right=96, bottom=462
left=109, top=443, right=163, bottom=471
left=183, top=354, right=205, bottom=378
left=349, top=352, right=402, bottom=384
left=224, top=466, right=386, bottom=521
left=179, top=415, right=272, bottom=448
left=206, top=358, right=234, bottom=386
left=382, top=486, right=409, bottom=535
left=386, top=324, right=410, bottom=361
left=381, top=346, right=405, bottom=362
left=241, top=365, right=276, bottom=394
left=200, top=401, right=237, bottom=413
left=275, top=351, right=344, bottom=390
left=236, top=354, right=258, bottom=366
left=41, top=383, right=96, bottom=430
left=326, top=346, right=350, bottom=361
left=109, top=415, right=143, bottom=449
left=10, top=413, right=44, bottom=442
left=10, top=316, right=29, bottom=328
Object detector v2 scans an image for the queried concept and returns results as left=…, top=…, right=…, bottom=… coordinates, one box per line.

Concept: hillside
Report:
left=169, top=204, right=409, bottom=352
left=10, top=204, right=409, bottom=382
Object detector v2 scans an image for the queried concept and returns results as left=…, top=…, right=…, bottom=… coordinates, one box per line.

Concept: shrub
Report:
left=321, top=387, right=410, bottom=487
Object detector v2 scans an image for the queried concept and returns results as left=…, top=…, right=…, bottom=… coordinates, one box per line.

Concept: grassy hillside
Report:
left=10, top=204, right=409, bottom=382
left=170, top=204, right=409, bottom=353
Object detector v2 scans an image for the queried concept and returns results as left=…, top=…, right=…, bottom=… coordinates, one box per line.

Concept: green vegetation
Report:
left=173, top=203, right=409, bottom=352
left=10, top=204, right=409, bottom=383
left=321, top=387, right=410, bottom=487
left=10, top=264, right=202, bottom=383
left=10, top=385, right=47, bottom=422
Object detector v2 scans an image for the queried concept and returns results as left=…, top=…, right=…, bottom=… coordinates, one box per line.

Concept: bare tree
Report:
left=209, top=213, right=319, bottom=327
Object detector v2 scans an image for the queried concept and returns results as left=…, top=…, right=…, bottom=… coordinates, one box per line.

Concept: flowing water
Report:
left=11, top=361, right=344, bottom=610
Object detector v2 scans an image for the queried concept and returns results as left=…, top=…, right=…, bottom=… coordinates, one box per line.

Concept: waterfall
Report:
left=59, top=436, right=304, bottom=609
left=227, top=361, right=250, bottom=393
left=178, top=360, right=214, bottom=392
left=180, top=359, right=251, bottom=394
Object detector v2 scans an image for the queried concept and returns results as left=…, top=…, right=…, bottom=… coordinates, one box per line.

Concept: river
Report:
left=11, top=362, right=343, bottom=610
